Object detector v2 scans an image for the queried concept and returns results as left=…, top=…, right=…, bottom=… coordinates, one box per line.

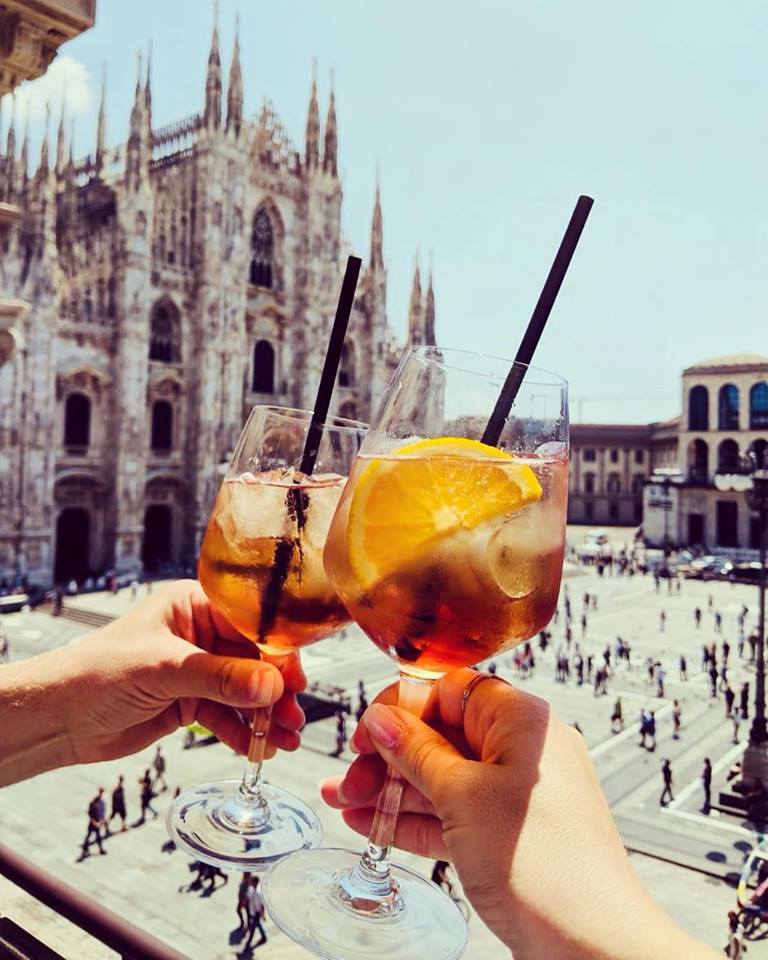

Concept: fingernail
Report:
left=362, top=704, right=403, bottom=750
left=251, top=670, right=276, bottom=703
left=336, top=779, right=349, bottom=805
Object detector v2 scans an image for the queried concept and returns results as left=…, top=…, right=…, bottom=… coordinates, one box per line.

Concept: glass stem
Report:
left=352, top=673, right=433, bottom=896
left=238, top=704, right=273, bottom=810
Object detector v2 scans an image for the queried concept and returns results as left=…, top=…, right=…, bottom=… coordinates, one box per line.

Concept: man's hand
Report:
left=0, top=580, right=305, bottom=785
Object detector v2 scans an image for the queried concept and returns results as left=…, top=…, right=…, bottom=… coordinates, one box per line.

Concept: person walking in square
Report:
left=740, top=682, right=750, bottom=720
left=581, top=612, right=588, bottom=636
left=715, top=611, right=723, bottom=633
left=672, top=700, right=681, bottom=740
left=153, top=745, right=168, bottom=793
left=107, top=775, right=127, bottom=833
left=81, top=787, right=107, bottom=857
left=694, top=606, right=702, bottom=629
left=330, top=710, right=347, bottom=757
left=137, top=769, right=158, bottom=824
left=659, top=759, right=674, bottom=807
left=724, top=684, right=736, bottom=717
left=722, top=639, right=730, bottom=666
left=732, top=707, right=743, bottom=744
left=659, top=611, right=666, bottom=633
left=655, top=663, right=666, bottom=699
left=243, top=875, right=268, bottom=949
left=678, top=654, right=688, bottom=681
left=237, top=873, right=252, bottom=931
left=610, top=697, right=624, bottom=733
left=701, top=759, right=712, bottom=814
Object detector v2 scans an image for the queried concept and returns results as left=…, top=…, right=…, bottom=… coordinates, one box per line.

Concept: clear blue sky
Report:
left=5, top=0, right=766, bottom=423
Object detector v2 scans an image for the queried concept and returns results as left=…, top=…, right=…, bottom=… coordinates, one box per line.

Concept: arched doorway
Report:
left=142, top=504, right=173, bottom=571
left=54, top=508, right=90, bottom=583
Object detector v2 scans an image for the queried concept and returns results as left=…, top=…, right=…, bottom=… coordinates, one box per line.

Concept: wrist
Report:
left=0, top=648, right=77, bottom=786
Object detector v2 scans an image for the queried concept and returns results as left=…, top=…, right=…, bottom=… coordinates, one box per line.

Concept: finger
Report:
left=360, top=703, right=463, bottom=804
left=348, top=683, right=404, bottom=754
left=271, top=692, right=305, bottom=732
left=277, top=652, right=307, bottom=694
left=320, top=771, right=437, bottom=817
left=266, top=724, right=301, bottom=753
left=159, top=646, right=284, bottom=708
left=196, top=701, right=252, bottom=754
left=322, top=754, right=386, bottom=806
left=341, top=808, right=449, bottom=861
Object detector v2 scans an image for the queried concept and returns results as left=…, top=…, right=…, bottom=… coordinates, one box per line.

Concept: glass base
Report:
left=166, top=779, right=322, bottom=872
left=262, top=847, right=468, bottom=960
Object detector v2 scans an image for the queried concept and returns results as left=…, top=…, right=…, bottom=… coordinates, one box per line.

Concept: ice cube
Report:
left=216, top=478, right=291, bottom=543
left=487, top=509, right=546, bottom=599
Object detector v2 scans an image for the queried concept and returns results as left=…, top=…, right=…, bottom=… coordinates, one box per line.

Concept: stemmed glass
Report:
left=167, top=405, right=367, bottom=870
left=262, top=346, right=569, bottom=960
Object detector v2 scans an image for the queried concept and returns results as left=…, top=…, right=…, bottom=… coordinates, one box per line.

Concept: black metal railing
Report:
left=0, top=844, right=189, bottom=960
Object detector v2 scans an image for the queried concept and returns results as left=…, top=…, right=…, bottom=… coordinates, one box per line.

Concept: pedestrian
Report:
left=701, top=643, right=709, bottom=672
left=152, top=745, right=167, bottom=793
left=355, top=688, right=369, bottom=723
left=488, top=661, right=498, bottom=676
left=708, top=593, right=713, bottom=612
left=81, top=787, right=107, bottom=857
left=678, top=654, right=687, bottom=681
left=647, top=711, right=657, bottom=750
left=676, top=577, right=681, bottom=594
left=586, top=654, right=594, bottom=681
left=655, top=663, right=666, bottom=699
left=694, top=606, right=702, bottom=629
left=591, top=594, right=598, bottom=611
left=583, top=592, right=590, bottom=611
left=667, top=576, right=672, bottom=595
left=53, top=585, right=64, bottom=615
left=719, top=663, right=728, bottom=692
left=749, top=631, right=757, bottom=662
left=130, top=578, right=139, bottom=601
left=659, top=759, right=673, bottom=806
left=107, top=775, right=127, bottom=833
left=645, top=658, right=654, bottom=684
left=243, top=876, right=268, bottom=949
left=237, top=873, right=252, bottom=930
left=330, top=709, right=347, bottom=757
left=624, top=641, right=632, bottom=669
left=672, top=700, right=681, bottom=739
left=708, top=664, right=718, bottom=698
left=737, top=630, right=745, bottom=659
left=722, top=639, right=730, bottom=666
left=724, top=684, right=736, bottom=717
left=575, top=652, right=584, bottom=686
left=701, top=759, right=712, bottom=815
left=611, top=697, right=624, bottom=733
left=603, top=645, right=611, bottom=670
left=581, top=612, right=587, bottom=636
left=740, top=682, right=750, bottom=720
left=654, top=573, right=660, bottom=594
left=137, top=769, right=158, bottom=823
left=565, top=623, right=573, bottom=646
left=659, top=611, right=666, bottom=633
left=732, top=707, right=743, bottom=744
left=715, top=611, right=723, bottom=633
left=638, top=709, right=650, bottom=749
left=0, top=631, right=8, bottom=663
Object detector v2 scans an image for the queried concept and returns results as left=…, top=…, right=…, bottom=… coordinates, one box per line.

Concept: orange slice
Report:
left=347, top=437, right=542, bottom=587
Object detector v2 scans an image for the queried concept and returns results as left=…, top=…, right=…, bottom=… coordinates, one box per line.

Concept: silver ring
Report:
left=460, top=672, right=509, bottom=715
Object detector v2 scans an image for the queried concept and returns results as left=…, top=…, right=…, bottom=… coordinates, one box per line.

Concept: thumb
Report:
left=161, top=648, right=284, bottom=707
left=361, top=703, right=463, bottom=804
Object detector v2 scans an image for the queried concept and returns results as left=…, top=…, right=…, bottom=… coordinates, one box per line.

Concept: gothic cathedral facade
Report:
left=0, top=23, right=436, bottom=586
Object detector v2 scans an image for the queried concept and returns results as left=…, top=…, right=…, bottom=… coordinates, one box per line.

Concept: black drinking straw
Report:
left=481, top=195, right=594, bottom=447
left=300, top=255, right=362, bottom=474
left=257, top=255, right=362, bottom=641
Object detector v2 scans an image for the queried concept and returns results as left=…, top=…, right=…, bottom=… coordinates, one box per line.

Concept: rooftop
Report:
left=683, top=353, right=768, bottom=376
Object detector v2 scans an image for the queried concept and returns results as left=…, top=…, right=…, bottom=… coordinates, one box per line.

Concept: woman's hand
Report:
left=321, top=669, right=717, bottom=960
left=0, top=580, right=305, bottom=785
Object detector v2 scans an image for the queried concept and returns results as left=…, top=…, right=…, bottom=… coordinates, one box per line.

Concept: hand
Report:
left=321, top=669, right=717, bottom=960
left=0, top=580, right=305, bottom=785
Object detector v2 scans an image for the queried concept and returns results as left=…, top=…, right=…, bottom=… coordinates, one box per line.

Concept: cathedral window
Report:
left=63, top=393, right=91, bottom=449
left=250, top=208, right=274, bottom=288
left=252, top=340, right=275, bottom=393
left=751, top=382, right=768, bottom=429
left=688, top=385, right=709, bottom=431
left=149, top=301, right=181, bottom=363
left=338, top=342, right=355, bottom=387
left=151, top=401, right=173, bottom=452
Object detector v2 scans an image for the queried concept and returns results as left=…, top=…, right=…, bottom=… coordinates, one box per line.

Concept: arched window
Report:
left=252, top=340, right=275, bottom=393
left=717, top=439, right=740, bottom=473
left=688, top=385, right=709, bottom=430
left=718, top=383, right=739, bottom=430
left=250, top=208, right=274, bottom=288
left=149, top=301, right=181, bottom=363
left=584, top=473, right=595, bottom=494
left=64, top=393, right=91, bottom=448
left=606, top=473, right=621, bottom=494
left=631, top=474, right=645, bottom=495
left=151, top=401, right=173, bottom=452
left=338, top=342, right=355, bottom=388
left=689, top=438, right=708, bottom=482
left=751, top=382, right=768, bottom=429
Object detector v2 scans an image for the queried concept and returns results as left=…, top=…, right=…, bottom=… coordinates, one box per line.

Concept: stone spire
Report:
left=95, top=63, right=107, bottom=174
left=322, top=77, right=337, bottom=176
left=20, top=102, right=30, bottom=182
left=144, top=43, right=152, bottom=130
left=38, top=102, right=50, bottom=176
left=55, top=98, right=66, bottom=174
left=370, top=180, right=383, bottom=270
left=407, top=259, right=424, bottom=345
left=305, top=65, right=320, bottom=170
left=226, top=14, right=243, bottom=138
left=126, top=52, right=149, bottom=190
left=424, top=264, right=436, bottom=346
left=5, top=93, right=16, bottom=162
left=204, top=2, right=222, bottom=131
left=68, top=118, right=75, bottom=169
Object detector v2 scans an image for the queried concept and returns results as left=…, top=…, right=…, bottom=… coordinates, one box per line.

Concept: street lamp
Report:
left=661, top=476, right=673, bottom=565
left=715, top=452, right=768, bottom=789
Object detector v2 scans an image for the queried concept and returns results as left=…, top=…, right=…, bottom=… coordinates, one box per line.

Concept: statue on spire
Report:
left=96, top=63, right=107, bottom=175
left=370, top=179, right=383, bottom=271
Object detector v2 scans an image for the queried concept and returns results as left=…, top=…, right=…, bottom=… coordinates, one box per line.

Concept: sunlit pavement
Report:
left=0, top=539, right=760, bottom=958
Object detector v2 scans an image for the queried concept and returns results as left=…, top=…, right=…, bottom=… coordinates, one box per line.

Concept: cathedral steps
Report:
left=37, top=602, right=114, bottom=629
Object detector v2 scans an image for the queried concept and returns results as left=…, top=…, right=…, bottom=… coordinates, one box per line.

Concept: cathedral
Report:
left=0, top=20, right=437, bottom=587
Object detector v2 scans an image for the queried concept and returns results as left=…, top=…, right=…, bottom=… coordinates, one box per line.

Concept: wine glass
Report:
left=262, top=346, right=569, bottom=959
left=167, top=405, right=367, bottom=870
